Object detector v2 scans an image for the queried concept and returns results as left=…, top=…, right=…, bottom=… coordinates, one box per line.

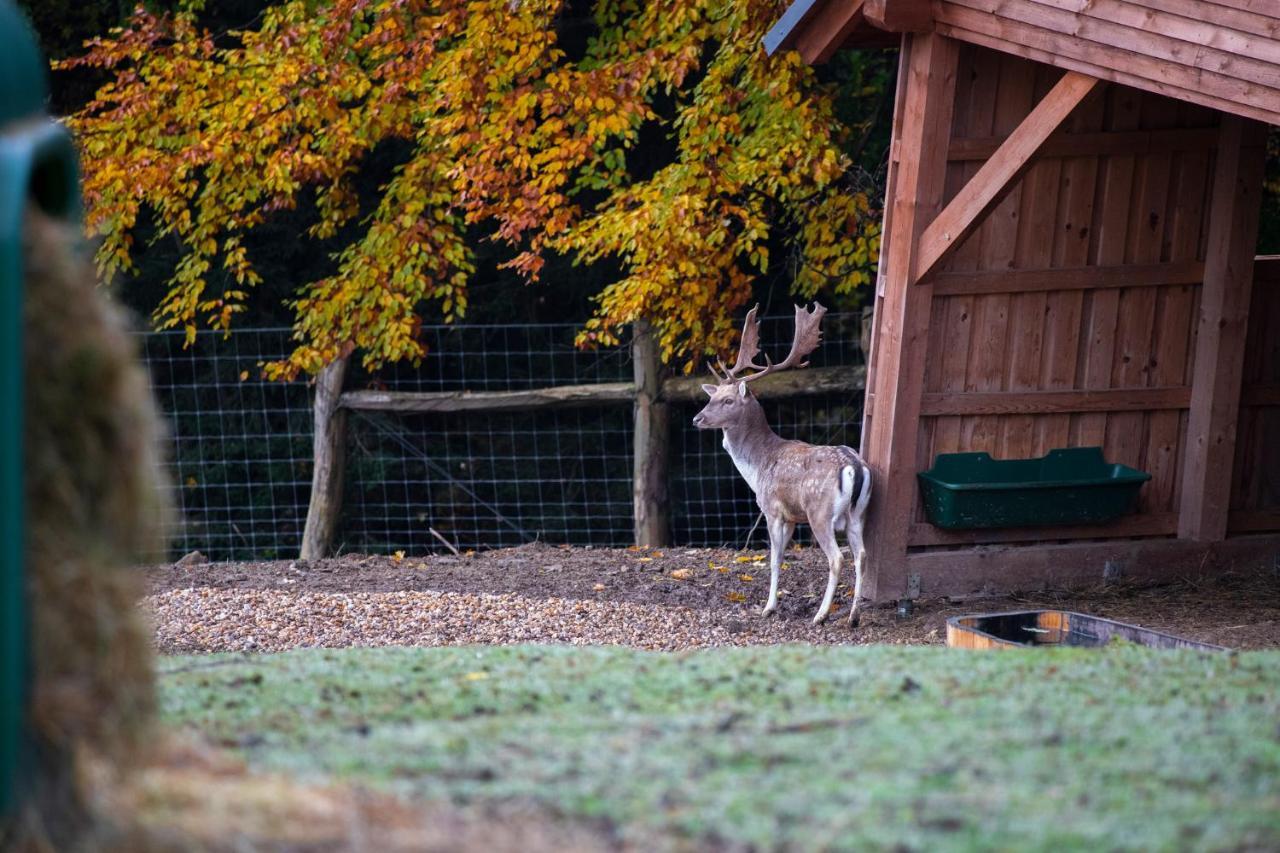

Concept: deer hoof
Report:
left=848, top=612, right=861, bottom=629
left=760, top=605, right=777, bottom=617
left=812, top=611, right=829, bottom=625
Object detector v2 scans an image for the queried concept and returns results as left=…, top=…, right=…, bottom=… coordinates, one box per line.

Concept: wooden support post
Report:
left=862, top=32, right=959, bottom=602
left=632, top=321, right=670, bottom=547
left=915, top=71, right=1100, bottom=284
left=300, top=356, right=349, bottom=560
left=1178, top=116, right=1268, bottom=541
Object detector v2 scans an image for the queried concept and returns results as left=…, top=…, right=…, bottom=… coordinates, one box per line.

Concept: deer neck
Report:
left=721, top=400, right=783, bottom=493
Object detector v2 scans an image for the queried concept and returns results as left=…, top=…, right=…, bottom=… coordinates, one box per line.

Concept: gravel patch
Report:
left=145, top=588, right=862, bottom=654
left=144, top=544, right=1280, bottom=653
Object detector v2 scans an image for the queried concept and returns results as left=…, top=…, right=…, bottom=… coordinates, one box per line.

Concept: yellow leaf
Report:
left=734, top=556, right=754, bottom=563
left=738, top=573, right=754, bottom=582
left=670, top=568, right=693, bottom=580
left=726, top=591, right=746, bottom=603
left=392, top=550, right=405, bottom=562
left=239, top=370, right=249, bottom=381
left=638, top=557, right=653, bottom=562
left=463, top=672, right=488, bottom=681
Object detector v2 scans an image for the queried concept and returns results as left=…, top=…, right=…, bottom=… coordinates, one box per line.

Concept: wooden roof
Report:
left=765, top=0, right=1280, bottom=126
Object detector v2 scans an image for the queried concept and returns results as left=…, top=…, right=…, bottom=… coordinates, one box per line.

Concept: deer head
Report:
left=692, top=302, right=827, bottom=430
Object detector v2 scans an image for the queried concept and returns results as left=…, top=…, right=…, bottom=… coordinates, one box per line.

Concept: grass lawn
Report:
left=159, top=644, right=1280, bottom=850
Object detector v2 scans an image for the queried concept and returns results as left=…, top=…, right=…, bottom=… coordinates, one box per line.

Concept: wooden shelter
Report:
left=767, top=0, right=1280, bottom=602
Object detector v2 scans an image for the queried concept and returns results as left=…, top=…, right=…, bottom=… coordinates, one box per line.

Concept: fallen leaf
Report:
left=464, top=549, right=475, bottom=557
left=726, top=591, right=747, bottom=603
left=738, top=573, right=754, bottom=582
left=463, top=672, right=488, bottom=681
left=238, top=370, right=249, bottom=382
left=651, top=551, right=664, bottom=558
left=392, top=550, right=405, bottom=562
left=637, top=557, right=653, bottom=563
left=670, top=568, right=694, bottom=580
left=734, top=556, right=755, bottom=563
left=592, top=582, right=605, bottom=591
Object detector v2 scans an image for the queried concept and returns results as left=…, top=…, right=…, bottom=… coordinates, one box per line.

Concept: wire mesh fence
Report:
left=140, top=314, right=865, bottom=562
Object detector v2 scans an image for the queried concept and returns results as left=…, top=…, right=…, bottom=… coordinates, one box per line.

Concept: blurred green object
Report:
left=0, top=0, right=81, bottom=816
left=918, top=446, right=1151, bottom=530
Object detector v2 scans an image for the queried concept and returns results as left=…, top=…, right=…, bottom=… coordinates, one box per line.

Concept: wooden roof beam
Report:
left=913, top=71, right=1101, bottom=284
left=864, top=0, right=934, bottom=33
left=764, top=0, right=901, bottom=61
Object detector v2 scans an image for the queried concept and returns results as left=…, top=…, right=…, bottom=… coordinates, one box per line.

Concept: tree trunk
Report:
left=300, top=356, right=349, bottom=560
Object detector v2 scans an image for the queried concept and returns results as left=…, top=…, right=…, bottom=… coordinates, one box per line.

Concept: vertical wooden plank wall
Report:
left=902, top=45, right=1231, bottom=552
left=1231, top=257, right=1280, bottom=533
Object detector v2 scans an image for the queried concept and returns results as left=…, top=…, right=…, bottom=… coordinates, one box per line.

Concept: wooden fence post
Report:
left=632, top=321, right=670, bottom=547
left=300, top=356, right=349, bottom=560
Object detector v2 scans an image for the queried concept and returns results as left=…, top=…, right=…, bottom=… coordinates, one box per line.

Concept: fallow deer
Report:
left=692, top=304, right=872, bottom=626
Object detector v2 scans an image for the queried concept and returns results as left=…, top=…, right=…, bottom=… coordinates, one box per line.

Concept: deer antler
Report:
left=722, top=305, right=768, bottom=380
left=740, top=303, right=827, bottom=383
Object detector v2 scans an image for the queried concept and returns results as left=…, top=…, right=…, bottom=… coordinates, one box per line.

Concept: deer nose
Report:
left=692, top=413, right=705, bottom=427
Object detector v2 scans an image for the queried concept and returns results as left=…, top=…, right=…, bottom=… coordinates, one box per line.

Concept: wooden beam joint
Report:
left=915, top=71, right=1102, bottom=284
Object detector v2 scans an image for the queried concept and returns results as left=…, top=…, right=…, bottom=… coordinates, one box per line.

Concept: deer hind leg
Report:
left=763, top=516, right=794, bottom=617
left=845, top=508, right=867, bottom=628
left=812, top=516, right=842, bottom=624
left=846, top=464, right=872, bottom=628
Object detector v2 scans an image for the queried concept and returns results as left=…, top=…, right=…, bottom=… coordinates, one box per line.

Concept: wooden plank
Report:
left=923, top=45, right=990, bottom=475
left=915, top=71, right=1101, bottom=284
left=663, top=365, right=867, bottom=403
left=862, top=32, right=959, bottom=602
left=930, top=260, right=1205, bottom=297
left=631, top=321, right=669, bottom=547
left=902, top=533, right=1280, bottom=600
left=1071, top=84, right=1138, bottom=450
left=1229, top=510, right=1280, bottom=533
left=342, top=382, right=637, bottom=414
left=864, top=0, right=934, bottom=32
left=947, top=127, right=1218, bottom=161
left=1146, top=112, right=1212, bottom=515
left=1241, top=387, right=1280, bottom=407
left=1001, top=96, right=1059, bottom=458
left=910, top=512, right=1177, bottom=547
left=1032, top=0, right=1280, bottom=66
left=921, top=385, right=1190, bottom=416
left=793, top=0, right=876, bottom=64
left=1179, top=116, right=1269, bottom=541
left=961, top=53, right=1032, bottom=458
left=300, top=357, right=349, bottom=561
left=1014, top=0, right=1280, bottom=89
left=341, top=365, right=868, bottom=414
left=934, top=12, right=1280, bottom=126
left=1125, top=0, right=1280, bottom=39
left=1039, top=90, right=1105, bottom=453
left=943, top=0, right=1280, bottom=109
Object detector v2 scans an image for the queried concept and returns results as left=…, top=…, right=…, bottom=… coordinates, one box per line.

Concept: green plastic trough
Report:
left=0, top=0, right=82, bottom=817
left=917, top=447, right=1151, bottom=530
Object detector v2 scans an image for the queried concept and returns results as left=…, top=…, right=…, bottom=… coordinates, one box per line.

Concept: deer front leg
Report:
left=762, top=516, right=794, bottom=617
left=812, top=517, right=842, bottom=624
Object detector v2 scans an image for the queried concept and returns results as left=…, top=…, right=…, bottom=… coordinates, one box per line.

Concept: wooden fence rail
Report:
left=299, top=343, right=868, bottom=558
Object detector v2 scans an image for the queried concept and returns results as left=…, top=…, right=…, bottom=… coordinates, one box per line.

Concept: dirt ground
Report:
left=147, top=542, right=1280, bottom=651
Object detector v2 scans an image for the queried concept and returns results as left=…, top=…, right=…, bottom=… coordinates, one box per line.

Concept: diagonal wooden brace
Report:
left=913, top=71, right=1101, bottom=284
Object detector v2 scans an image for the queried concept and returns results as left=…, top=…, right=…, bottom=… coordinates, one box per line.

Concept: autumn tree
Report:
left=61, top=0, right=884, bottom=378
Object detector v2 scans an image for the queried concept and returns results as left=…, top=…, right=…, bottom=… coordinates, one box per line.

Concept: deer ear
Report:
left=701, top=384, right=718, bottom=397
left=737, top=381, right=748, bottom=398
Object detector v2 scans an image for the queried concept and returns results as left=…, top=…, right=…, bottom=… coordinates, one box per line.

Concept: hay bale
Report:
left=3, top=207, right=170, bottom=850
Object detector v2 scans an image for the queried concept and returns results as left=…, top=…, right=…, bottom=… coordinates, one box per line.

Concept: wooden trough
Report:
left=947, top=610, right=1226, bottom=651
